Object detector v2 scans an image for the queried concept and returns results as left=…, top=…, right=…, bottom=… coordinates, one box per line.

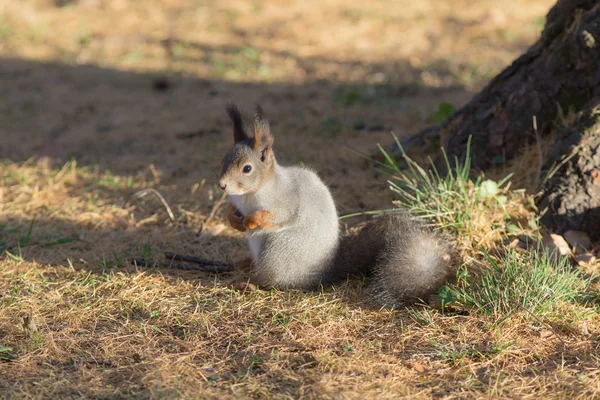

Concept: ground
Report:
left=1, top=0, right=599, bottom=399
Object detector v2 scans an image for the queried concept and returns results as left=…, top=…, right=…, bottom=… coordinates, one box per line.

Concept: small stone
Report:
left=563, top=230, right=592, bottom=254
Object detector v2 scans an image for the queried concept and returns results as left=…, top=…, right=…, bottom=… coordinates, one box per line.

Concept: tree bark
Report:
left=538, top=99, right=600, bottom=241
left=387, top=0, right=600, bottom=238
left=437, top=0, right=600, bottom=169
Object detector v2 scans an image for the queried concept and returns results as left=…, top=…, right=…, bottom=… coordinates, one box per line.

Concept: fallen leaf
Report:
left=540, top=234, right=571, bottom=260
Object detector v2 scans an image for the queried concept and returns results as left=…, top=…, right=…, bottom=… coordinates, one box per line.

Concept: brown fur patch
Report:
left=243, top=210, right=277, bottom=230
left=253, top=131, right=263, bottom=150
left=252, top=130, right=274, bottom=152
left=227, top=203, right=246, bottom=232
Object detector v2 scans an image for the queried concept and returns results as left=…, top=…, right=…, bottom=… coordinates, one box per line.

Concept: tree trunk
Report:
left=437, top=0, right=600, bottom=169
left=390, top=0, right=600, bottom=238
left=538, top=99, right=600, bottom=241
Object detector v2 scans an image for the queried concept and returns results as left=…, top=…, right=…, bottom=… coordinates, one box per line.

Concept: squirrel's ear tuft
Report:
left=253, top=105, right=274, bottom=151
left=226, top=103, right=249, bottom=144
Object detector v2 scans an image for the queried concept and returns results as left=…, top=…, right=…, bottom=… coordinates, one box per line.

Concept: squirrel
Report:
left=217, top=104, right=456, bottom=307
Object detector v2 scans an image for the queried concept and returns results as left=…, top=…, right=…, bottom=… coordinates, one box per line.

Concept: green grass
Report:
left=377, top=135, right=595, bottom=327
left=431, top=102, right=455, bottom=124
left=377, top=136, right=536, bottom=244
left=454, top=249, right=592, bottom=320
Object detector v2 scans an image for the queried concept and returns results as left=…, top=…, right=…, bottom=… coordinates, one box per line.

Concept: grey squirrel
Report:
left=217, top=104, right=456, bottom=307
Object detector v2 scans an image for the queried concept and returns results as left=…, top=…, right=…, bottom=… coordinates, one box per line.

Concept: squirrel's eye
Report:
left=243, top=165, right=252, bottom=174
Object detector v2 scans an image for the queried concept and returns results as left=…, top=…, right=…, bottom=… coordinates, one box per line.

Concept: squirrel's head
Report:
left=218, top=104, right=275, bottom=195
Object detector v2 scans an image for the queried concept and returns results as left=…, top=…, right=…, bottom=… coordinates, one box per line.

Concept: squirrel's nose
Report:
left=218, top=179, right=227, bottom=191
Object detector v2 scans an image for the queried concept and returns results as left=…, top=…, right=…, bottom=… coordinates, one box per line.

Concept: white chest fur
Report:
left=246, top=235, right=264, bottom=261
left=228, top=194, right=265, bottom=261
left=228, top=194, right=260, bottom=216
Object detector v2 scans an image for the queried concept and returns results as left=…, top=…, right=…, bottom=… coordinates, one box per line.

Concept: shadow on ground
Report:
left=1, top=55, right=471, bottom=172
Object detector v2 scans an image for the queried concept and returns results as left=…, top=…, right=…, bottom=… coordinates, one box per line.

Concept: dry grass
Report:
left=1, top=0, right=599, bottom=399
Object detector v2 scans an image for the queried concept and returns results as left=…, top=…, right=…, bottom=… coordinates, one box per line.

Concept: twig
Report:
left=204, top=192, right=227, bottom=228
left=164, top=252, right=234, bottom=269
left=133, top=189, right=175, bottom=222
left=79, top=360, right=114, bottom=368
left=131, top=257, right=234, bottom=273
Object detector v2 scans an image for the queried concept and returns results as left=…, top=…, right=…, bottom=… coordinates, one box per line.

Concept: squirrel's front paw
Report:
left=243, top=210, right=275, bottom=230
left=227, top=203, right=246, bottom=232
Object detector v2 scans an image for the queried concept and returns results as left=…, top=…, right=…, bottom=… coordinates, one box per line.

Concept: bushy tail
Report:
left=329, top=213, right=456, bottom=307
